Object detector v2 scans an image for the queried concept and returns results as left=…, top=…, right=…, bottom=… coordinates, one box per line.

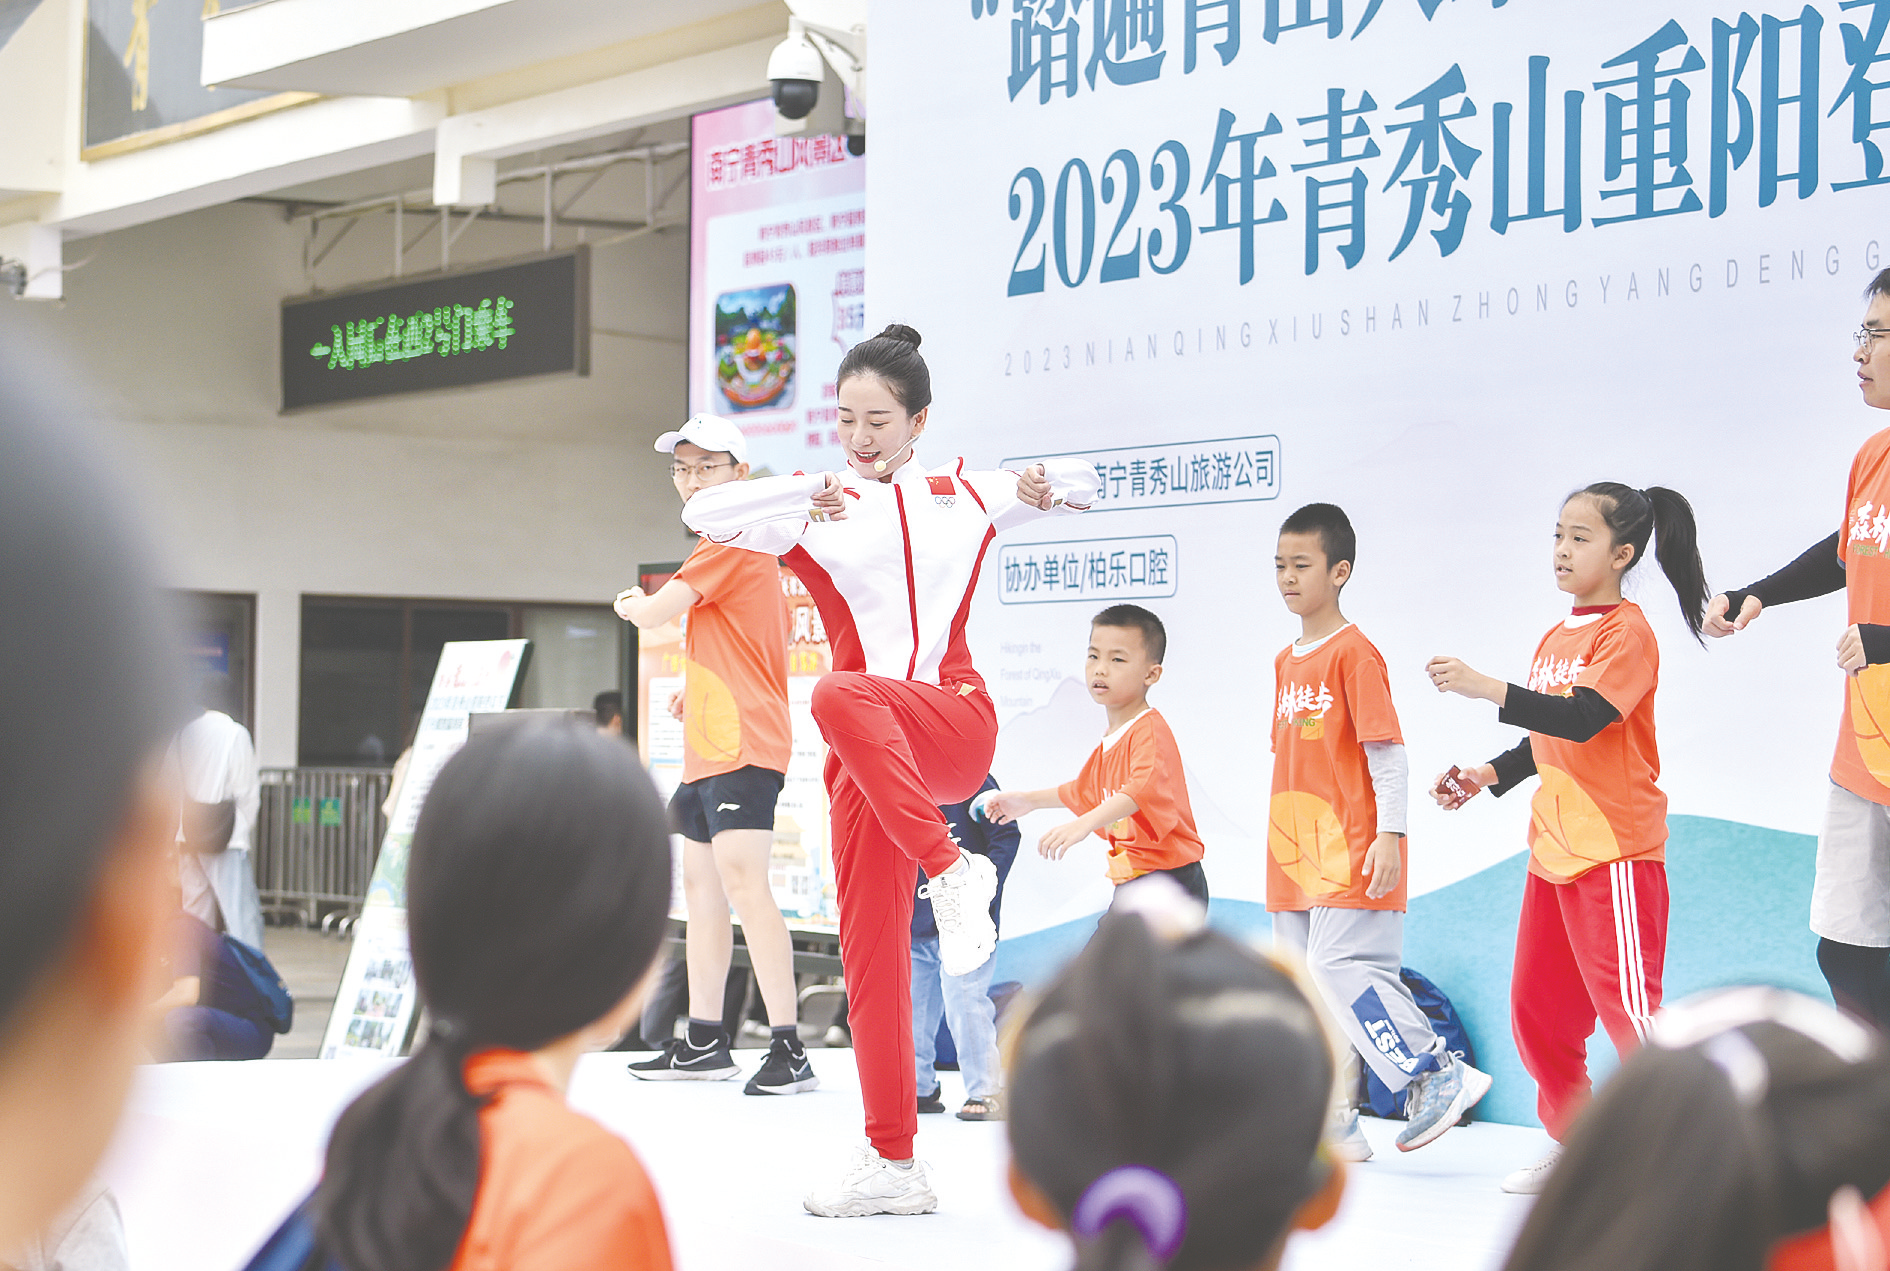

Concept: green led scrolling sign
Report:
left=281, top=248, right=588, bottom=411
left=309, top=296, right=517, bottom=369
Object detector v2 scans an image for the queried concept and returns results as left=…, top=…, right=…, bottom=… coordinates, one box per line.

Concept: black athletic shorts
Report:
left=668, top=765, right=785, bottom=842
left=1112, top=860, right=1210, bottom=907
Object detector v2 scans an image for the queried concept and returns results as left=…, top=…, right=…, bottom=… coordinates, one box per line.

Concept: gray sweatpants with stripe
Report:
left=1273, top=907, right=1446, bottom=1095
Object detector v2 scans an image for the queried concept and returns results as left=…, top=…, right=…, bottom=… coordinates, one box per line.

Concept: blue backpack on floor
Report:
left=1356, top=968, right=1476, bottom=1120
left=220, top=935, right=294, bottom=1035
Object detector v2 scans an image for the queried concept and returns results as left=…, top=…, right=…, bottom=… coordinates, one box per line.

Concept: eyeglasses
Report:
left=1855, top=327, right=1890, bottom=354
left=670, top=461, right=734, bottom=480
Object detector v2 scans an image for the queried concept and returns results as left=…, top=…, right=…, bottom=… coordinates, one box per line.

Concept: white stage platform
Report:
left=99, top=1049, right=1547, bottom=1271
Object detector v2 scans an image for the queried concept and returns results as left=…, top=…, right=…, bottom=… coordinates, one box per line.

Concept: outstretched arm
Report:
left=981, top=458, right=1102, bottom=532
left=680, top=472, right=832, bottom=555
left=1497, top=686, right=1620, bottom=742
left=1038, top=791, right=1139, bottom=860
left=615, top=578, right=700, bottom=629
left=1708, top=530, right=1844, bottom=636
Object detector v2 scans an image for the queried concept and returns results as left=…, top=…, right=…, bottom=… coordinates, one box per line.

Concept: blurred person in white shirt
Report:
left=176, top=673, right=262, bottom=949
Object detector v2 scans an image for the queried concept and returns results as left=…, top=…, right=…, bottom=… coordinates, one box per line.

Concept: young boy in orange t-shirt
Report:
left=982, top=606, right=1207, bottom=904
left=1271, top=503, right=1490, bottom=1161
left=614, top=414, right=811, bottom=1097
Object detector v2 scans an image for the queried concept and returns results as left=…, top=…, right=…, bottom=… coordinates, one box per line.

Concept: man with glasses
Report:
left=1707, top=270, right=1890, bottom=1029
left=615, top=416, right=816, bottom=1095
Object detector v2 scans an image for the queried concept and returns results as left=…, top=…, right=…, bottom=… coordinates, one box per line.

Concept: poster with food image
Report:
left=716, top=284, right=797, bottom=413
left=690, top=98, right=865, bottom=476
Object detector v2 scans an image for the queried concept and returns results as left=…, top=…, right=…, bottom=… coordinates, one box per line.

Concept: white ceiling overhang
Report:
left=201, top=0, right=767, bottom=97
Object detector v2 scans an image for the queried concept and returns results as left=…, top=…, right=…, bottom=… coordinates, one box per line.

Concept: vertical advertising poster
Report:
left=689, top=100, right=866, bottom=477
left=635, top=562, right=838, bottom=929
left=873, top=0, right=1889, bottom=1123
left=321, top=640, right=530, bottom=1059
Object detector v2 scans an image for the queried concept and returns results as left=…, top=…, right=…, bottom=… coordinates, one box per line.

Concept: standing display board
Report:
left=321, top=639, right=530, bottom=1059
left=874, top=1, right=1888, bottom=1123
left=636, top=561, right=837, bottom=927
left=689, top=100, right=866, bottom=476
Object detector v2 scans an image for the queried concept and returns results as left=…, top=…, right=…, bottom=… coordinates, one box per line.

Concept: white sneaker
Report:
left=1500, top=1145, right=1564, bottom=1194
left=1329, top=1107, right=1373, bottom=1162
left=921, top=853, right=998, bottom=977
left=803, top=1143, right=939, bottom=1217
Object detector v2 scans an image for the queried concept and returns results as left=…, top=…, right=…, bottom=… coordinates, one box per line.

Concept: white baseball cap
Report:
left=654, top=414, right=748, bottom=465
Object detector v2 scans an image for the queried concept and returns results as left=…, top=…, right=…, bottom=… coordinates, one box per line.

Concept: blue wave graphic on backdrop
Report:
left=991, top=815, right=1825, bottom=1127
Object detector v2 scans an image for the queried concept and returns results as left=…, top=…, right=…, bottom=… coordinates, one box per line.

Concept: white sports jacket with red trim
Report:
left=681, top=455, right=1097, bottom=689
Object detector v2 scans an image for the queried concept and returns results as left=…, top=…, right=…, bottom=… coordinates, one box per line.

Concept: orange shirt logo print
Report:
left=1527, top=655, right=1586, bottom=695
left=1851, top=500, right=1890, bottom=557
left=1276, top=680, right=1334, bottom=741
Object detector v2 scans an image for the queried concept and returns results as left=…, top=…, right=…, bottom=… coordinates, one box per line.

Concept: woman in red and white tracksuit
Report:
left=683, top=324, right=1097, bottom=1216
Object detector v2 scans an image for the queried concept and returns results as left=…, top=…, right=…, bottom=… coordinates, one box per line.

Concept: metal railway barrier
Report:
left=255, top=768, right=390, bottom=927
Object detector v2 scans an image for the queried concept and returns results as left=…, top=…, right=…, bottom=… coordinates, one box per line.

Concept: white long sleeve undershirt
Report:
left=1363, top=740, right=1408, bottom=837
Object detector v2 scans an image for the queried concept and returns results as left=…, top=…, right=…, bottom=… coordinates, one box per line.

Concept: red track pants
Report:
left=1512, top=859, right=1668, bottom=1139
left=811, top=671, right=996, bottom=1161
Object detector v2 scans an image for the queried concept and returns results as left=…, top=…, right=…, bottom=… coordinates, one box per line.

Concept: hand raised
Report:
left=810, top=472, right=849, bottom=522
left=1016, top=463, right=1054, bottom=511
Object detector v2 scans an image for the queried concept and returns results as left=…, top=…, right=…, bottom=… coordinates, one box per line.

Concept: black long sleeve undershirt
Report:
left=1723, top=530, right=1890, bottom=664
left=1484, top=686, right=1622, bottom=797
left=1488, top=738, right=1535, bottom=797
left=1723, top=531, right=1845, bottom=612
left=1498, top=684, right=1620, bottom=742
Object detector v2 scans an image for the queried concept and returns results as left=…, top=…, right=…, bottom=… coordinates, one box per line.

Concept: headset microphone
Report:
left=872, top=435, right=917, bottom=474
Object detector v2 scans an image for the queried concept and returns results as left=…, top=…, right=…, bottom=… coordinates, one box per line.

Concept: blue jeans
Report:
left=911, top=934, right=1000, bottom=1099
left=165, top=1006, right=273, bottom=1060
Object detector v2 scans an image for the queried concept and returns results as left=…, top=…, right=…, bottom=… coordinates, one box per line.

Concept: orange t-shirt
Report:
left=1267, top=624, right=1406, bottom=913
left=1834, top=427, right=1890, bottom=804
left=452, top=1050, right=673, bottom=1271
left=1521, top=602, right=1665, bottom=884
left=1057, top=708, right=1205, bottom=883
left=675, top=538, right=791, bottom=783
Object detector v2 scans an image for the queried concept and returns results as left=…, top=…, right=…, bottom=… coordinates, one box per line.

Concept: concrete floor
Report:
left=260, top=925, right=351, bottom=1059
left=109, top=1051, right=1544, bottom=1271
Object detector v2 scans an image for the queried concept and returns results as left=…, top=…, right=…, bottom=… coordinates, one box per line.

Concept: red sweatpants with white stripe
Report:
left=1511, top=859, right=1668, bottom=1139
left=811, top=671, right=996, bottom=1161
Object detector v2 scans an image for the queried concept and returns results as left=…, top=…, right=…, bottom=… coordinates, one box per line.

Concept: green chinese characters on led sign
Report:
left=309, top=296, right=517, bottom=371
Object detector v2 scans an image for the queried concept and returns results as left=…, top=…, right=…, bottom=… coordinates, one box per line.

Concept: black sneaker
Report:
left=628, top=1037, right=739, bottom=1081
left=917, top=1084, right=946, bottom=1114
left=743, top=1037, right=820, bottom=1095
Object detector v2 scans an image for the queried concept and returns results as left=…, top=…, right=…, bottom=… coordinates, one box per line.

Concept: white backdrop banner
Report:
left=871, top=0, right=1890, bottom=941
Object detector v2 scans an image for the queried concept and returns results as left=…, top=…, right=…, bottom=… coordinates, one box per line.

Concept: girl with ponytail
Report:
left=305, top=721, right=675, bottom=1271
left=1007, top=886, right=1346, bottom=1271
left=1422, top=483, right=1711, bottom=1195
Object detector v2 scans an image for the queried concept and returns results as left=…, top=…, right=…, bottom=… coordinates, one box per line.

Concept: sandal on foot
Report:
left=956, top=1093, right=1005, bottom=1121
left=917, top=1085, right=945, bottom=1114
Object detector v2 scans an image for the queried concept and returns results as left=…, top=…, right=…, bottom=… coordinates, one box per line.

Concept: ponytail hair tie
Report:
left=1071, top=1165, right=1187, bottom=1261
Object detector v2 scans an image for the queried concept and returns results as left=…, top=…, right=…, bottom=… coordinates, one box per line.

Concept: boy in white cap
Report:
left=616, top=415, right=812, bottom=1094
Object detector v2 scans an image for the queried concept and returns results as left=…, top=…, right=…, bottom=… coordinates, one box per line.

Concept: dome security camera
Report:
left=768, top=33, right=825, bottom=121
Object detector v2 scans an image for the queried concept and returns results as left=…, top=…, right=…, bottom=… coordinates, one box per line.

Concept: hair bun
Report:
left=875, top=323, right=923, bottom=349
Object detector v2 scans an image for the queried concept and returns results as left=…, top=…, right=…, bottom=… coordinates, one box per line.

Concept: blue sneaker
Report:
left=1395, top=1053, right=1492, bottom=1152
